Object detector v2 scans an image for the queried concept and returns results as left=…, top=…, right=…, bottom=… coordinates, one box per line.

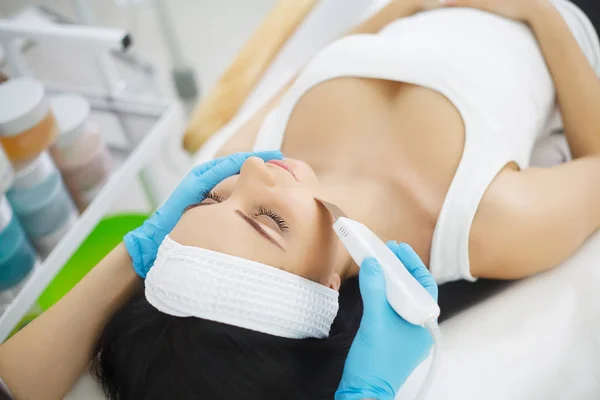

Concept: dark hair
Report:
left=92, top=276, right=362, bottom=400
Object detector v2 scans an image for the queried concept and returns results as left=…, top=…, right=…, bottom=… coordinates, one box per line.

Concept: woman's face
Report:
left=169, top=157, right=342, bottom=289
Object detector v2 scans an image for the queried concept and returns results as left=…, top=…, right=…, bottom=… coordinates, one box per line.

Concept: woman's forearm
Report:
left=350, top=0, right=419, bottom=35
left=0, top=243, right=140, bottom=400
left=526, top=1, right=600, bottom=158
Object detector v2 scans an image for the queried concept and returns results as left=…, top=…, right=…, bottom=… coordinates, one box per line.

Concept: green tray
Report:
left=37, top=213, right=148, bottom=310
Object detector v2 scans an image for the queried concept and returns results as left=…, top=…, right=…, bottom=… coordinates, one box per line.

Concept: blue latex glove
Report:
left=124, top=151, right=282, bottom=278
left=335, top=242, right=439, bottom=400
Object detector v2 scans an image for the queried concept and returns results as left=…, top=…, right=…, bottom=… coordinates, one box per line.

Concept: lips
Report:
left=266, top=160, right=298, bottom=181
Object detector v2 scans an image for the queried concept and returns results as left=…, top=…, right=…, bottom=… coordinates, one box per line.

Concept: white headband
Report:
left=145, top=236, right=340, bottom=339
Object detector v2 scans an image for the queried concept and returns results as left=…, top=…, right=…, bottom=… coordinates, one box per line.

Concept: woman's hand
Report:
left=124, top=151, right=282, bottom=278
left=436, top=0, right=545, bottom=22
left=335, top=242, right=439, bottom=400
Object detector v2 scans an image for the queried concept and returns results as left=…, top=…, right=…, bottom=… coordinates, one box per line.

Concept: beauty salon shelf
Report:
left=0, top=98, right=184, bottom=341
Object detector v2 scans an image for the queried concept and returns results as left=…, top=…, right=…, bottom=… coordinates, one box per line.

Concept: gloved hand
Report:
left=124, top=151, right=282, bottom=278
left=335, top=242, right=439, bottom=400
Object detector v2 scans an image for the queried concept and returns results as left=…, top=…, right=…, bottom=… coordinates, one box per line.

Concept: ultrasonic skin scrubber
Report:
left=317, top=199, right=442, bottom=400
left=333, top=216, right=440, bottom=326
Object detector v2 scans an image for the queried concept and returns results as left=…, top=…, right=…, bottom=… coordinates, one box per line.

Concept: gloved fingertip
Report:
left=255, top=150, right=283, bottom=161
left=399, top=242, right=415, bottom=252
left=395, top=243, right=426, bottom=269
left=359, top=259, right=388, bottom=318
left=386, top=240, right=399, bottom=248
left=189, top=163, right=210, bottom=177
left=124, top=234, right=146, bottom=279
left=203, top=158, right=243, bottom=178
left=361, top=258, right=383, bottom=276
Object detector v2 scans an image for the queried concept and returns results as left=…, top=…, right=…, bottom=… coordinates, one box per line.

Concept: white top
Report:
left=11, top=152, right=56, bottom=190
left=253, top=2, right=600, bottom=284
left=50, top=94, right=90, bottom=147
left=0, top=78, right=50, bottom=137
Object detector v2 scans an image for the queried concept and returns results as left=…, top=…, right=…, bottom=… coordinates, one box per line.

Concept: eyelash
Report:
left=207, top=192, right=289, bottom=232
left=257, top=206, right=289, bottom=232
left=206, top=191, right=225, bottom=203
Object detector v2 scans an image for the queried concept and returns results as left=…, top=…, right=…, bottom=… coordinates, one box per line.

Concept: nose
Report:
left=237, top=156, right=276, bottom=188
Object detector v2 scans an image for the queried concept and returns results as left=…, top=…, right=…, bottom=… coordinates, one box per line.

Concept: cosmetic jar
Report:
left=0, top=194, right=37, bottom=294
left=7, top=152, right=78, bottom=257
left=50, top=94, right=111, bottom=211
left=0, top=78, right=58, bottom=164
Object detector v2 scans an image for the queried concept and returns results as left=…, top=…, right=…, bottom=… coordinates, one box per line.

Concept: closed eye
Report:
left=256, top=206, right=289, bottom=232
left=206, top=191, right=225, bottom=203
left=180, top=192, right=286, bottom=251
left=183, top=191, right=224, bottom=213
left=207, top=192, right=289, bottom=233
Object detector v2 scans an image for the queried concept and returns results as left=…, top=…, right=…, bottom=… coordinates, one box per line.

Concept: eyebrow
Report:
left=235, top=210, right=286, bottom=252
left=183, top=202, right=209, bottom=213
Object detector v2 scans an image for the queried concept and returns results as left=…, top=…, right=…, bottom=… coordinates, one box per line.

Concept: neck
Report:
left=335, top=241, right=359, bottom=280
left=315, top=173, right=383, bottom=280
left=314, top=167, right=438, bottom=271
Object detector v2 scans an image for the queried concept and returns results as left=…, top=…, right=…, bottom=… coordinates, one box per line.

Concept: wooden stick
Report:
left=183, top=0, right=319, bottom=153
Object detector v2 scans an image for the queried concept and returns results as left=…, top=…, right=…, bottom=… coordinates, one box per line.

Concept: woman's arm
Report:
left=437, top=0, right=600, bottom=279
left=526, top=1, right=600, bottom=158
left=440, top=0, right=600, bottom=159
left=0, top=244, right=140, bottom=400
left=350, top=0, right=422, bottom=35
left=0, top=153, right=282, bottom=399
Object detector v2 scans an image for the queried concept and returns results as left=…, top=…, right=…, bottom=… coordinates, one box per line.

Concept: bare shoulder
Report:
left=468, top=164, right=524, bottom=277
left=469, top=158, right=600, bottom=279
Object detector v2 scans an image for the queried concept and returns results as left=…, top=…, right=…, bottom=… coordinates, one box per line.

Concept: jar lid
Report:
left=12, top=152, right=56, bottom=190
left=50, top=94, right=90, bottom=147
left=0, top=78, right=50, bottom=137
left=0, top=194, right=13, bottom=232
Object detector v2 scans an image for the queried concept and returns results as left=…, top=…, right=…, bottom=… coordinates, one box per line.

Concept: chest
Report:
left=280, top=77, right=467, bottom=264
left=281, top=77, right=465, bottom=198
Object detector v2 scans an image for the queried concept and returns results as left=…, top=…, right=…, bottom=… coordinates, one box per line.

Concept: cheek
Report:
left=291, top=202, right=338, bottom=281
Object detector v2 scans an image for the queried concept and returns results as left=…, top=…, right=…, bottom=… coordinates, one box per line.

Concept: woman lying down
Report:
left=93, top=0, right=600, bottom=399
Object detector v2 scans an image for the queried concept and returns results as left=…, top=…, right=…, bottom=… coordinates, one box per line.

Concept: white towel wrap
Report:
left=145, top=236, right=340, bottom=339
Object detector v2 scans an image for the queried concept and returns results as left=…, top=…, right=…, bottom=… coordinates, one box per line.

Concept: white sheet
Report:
left=400, top=232, right=600, bottom=399
left=193, top=1, right=600, bottom=399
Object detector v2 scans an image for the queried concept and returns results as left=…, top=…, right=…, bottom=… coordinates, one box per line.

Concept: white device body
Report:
left=333, top=217, right=440, bottom=326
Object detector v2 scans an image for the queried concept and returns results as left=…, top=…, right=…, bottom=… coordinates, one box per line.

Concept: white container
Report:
left=50, top=94, right=112, bottom=211
left=0, top=78, right=58, bottom=164
left=0, top=144, right=13, bottom=193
